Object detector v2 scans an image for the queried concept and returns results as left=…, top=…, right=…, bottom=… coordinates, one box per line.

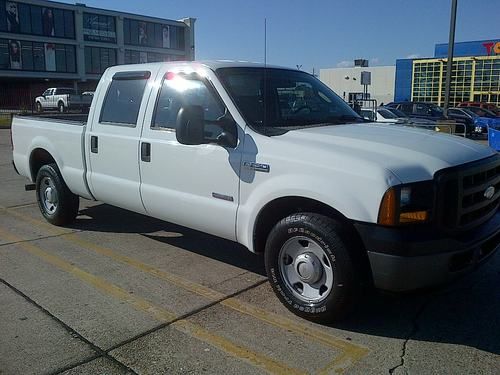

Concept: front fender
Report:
left=236, top=171, right=400, bottom=252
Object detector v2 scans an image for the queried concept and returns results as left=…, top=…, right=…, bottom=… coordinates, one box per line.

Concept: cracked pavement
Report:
left=1, top=129, right=499, bottom=374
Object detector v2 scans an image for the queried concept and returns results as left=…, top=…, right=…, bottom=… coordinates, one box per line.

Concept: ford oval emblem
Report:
left=484, top=186, right=495, bottom=200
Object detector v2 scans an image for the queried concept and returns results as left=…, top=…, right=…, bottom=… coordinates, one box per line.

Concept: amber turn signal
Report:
left=378, top=187, right=397, bottom=225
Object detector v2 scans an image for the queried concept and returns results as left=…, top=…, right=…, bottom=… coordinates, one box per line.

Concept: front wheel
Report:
left=36, top=102, right=43, bottom=113
left=265, top=213, right=361, bottom=322
left=36, top=164, right=79, bottom=226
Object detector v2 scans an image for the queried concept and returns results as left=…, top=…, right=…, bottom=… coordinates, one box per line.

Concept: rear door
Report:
left=87, top=69, right=155, bottom=214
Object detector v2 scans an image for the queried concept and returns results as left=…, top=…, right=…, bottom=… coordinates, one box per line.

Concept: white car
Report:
left=12, top=61, right=500, bottom=322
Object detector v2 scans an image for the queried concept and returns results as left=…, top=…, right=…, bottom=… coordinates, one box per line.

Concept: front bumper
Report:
left=354, top=211, right=500, bottom=292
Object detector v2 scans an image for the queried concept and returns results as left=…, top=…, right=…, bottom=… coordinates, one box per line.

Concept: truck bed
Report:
left=11, top=115, right=93, bottom=199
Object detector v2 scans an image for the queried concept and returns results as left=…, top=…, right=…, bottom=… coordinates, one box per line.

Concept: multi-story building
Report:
left=395, top=39, right=500, bottom=106
left=0, top=0, right=195, bottom=108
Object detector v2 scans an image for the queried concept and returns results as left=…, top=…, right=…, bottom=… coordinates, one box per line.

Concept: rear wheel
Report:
left=265, top=213, right=361, bottom=322
left=36, top=164, right=79, bottom=226
left=58, top=102, right=65, bottom=113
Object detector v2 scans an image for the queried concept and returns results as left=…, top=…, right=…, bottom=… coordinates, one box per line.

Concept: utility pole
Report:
left=443, top=0, right=457, bottom=117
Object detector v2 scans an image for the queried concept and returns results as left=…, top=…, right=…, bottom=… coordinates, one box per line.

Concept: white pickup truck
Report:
left=35, top=87, right=93, bottom=113
left=12, top=61, right=500, bottom=321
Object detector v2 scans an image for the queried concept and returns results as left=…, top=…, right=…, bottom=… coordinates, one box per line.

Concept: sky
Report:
left=59, top=0, right=499, bottom=73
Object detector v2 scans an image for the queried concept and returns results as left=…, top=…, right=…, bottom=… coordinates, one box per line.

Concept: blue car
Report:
left=448, top=108, right=500, bottom=135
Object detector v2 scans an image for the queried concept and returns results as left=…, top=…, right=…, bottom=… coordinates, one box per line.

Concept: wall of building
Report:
left=320, top=65, right=396, bottom=106
left=394, top=59, right=413, bottom=102
left=394, top=39, right=500, bottom=106
left=0, top=0, right=195, bottom=108
left=435, top=39, right=500, bottom=58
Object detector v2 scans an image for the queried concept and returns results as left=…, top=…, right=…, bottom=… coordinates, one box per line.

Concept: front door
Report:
left=139, top=68, right=242, bottom=240
left=87, top=69, right=154, bottom=214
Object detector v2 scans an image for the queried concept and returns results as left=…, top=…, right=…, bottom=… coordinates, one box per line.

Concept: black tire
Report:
left=265, top=213, right=361, bottom=322
left=36, top=102, right=43, bottom=113
left=58, top=101, right=65, bottom=113
left=36, top=163, right=79, bottom=226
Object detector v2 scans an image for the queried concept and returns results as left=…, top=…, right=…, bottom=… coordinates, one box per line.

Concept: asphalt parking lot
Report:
left=0, top=128, right=499, bottom=375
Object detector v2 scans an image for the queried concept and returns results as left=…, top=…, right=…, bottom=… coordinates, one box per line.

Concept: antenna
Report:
left=263, top=18, right=267, bottom=128
left=264, top=18, right=267, bottom=67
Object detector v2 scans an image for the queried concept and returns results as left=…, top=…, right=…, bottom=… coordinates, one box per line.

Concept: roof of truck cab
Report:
left=108, top=60, right=292, bottom=72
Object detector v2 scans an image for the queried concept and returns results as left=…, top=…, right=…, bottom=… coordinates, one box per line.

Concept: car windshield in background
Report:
left=378, top=108, right=398, bottom=119
left=385, top=107, right=407, bottom=118
left=216, top=67, right=362, bottom=134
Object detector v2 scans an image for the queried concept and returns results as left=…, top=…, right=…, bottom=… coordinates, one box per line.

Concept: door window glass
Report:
left=100, top=75, right=149, bottom=125
left=152, top=73, right=225, bottom=132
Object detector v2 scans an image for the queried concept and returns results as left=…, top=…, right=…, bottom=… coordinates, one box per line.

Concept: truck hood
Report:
left=283, top=123, right=496, bottom=183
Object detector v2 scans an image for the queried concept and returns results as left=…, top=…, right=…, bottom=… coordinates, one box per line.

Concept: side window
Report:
left=152, top=73, right=225, bottom=132
left=100, top=72, right=149, bottom=126
left=414, top=103, right=428, bottom=115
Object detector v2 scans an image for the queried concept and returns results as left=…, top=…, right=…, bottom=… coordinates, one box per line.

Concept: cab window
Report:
left=152, top=73, right=225, bottom=135
left=100, top=71, right=150, bottom=126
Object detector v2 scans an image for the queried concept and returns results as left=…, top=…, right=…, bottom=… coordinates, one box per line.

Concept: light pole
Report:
left=443, top=0, right=458, bottom=117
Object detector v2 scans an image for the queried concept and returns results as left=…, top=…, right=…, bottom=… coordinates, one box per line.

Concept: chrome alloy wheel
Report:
left=39, top=176, right=58, bottom=215
left=278, top=236, right=334, bottom=303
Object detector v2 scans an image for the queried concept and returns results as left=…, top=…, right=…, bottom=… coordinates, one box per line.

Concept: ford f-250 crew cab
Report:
left=12, top=61, right=500, bottom=321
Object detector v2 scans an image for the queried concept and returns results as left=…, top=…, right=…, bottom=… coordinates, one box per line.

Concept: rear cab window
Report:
left=100, top=71, right=151, bottom=126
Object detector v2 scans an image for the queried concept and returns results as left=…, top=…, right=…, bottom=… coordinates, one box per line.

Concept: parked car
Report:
left=12, top=61, right=500, bottom=322
left=373, top=107, right=405, bottom=123
left=448, top=108, right=500, bottom=135
left=458, top=102, right=500, bottom=116
left=35, top=88, right=92, bottom=113
left=464, top=106, right=499, bottom=118
left=385, top=101, right=445, bottom=120
left=446, top=108, right=478, bottom=135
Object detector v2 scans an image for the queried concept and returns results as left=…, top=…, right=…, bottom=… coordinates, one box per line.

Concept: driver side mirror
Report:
left=176, top=105, right=238, bottom=148
left=176, top=105, right=205, bottom=145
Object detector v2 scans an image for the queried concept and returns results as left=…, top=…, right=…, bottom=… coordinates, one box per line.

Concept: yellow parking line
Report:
left=173, top=320, right=305, bottom=375
left=0, top=227, right=305, bottom=375
left=3, top=207, right=370, bottom=372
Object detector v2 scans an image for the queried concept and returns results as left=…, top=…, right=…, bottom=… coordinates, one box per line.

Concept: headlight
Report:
left=378, top=181, right=434, bottom=226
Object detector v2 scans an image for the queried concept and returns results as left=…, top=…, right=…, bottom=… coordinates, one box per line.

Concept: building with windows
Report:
left=0, top=0, right=195, bottom=109
left=395, top=39, right=500, bottom=106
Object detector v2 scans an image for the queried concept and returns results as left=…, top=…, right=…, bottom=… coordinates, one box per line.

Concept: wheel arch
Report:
left=29, top=148, right=58, bottom=182
left=252, top=196, right=373, bottom=285
left=253, top=196, right=349, bottom=254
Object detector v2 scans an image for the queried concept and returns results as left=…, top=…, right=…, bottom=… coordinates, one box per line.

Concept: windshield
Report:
left=460, top=108, right=478, bottom=118
left=385, top=107, right=407, bottom=118
left=216, top=67, right=362, bottom=134
left=378, top=108, right=398, bottom=119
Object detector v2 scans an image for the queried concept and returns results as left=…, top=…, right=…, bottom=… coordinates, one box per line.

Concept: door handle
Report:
left=141, top=142, right=151, bottom=162
left=90, top=136, right=98, bottom=153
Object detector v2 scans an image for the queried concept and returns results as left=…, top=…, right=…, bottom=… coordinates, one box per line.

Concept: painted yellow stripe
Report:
left=62, top=233, right=368, bottom=360
left=3, top=207, right=369, bottom=372
left=59, top=236, right=369, bottom=363
left=0, top=227, right=176, bottom=322
left=174, top=320, right=305, bottom=375
left=0, top=227, right=305, bottom=375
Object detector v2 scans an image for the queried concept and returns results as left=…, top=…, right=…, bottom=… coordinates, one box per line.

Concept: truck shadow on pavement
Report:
left=73, top=203, right=499, bottom=356
left=333, top=257, right=500, bottom=356
left=73, top=203, right=266, bottom=276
